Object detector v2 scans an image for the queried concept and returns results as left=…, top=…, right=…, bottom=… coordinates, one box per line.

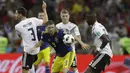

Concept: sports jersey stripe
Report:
left=23, top=52, right=27, bottom=67
left=91, top=54, right=105, bottom=67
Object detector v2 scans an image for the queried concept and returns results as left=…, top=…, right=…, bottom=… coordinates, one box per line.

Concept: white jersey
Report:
left=91, top=21, right=113, bottom=58
left=15, top=17, right=43, bottom=55
left=56, top=22, right=80, bottom=50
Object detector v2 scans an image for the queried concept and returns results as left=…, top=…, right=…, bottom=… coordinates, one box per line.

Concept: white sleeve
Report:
left=56, top=24, right=60, bottom=29
left=73, top=26, right=80, bottom=36
left=94, top=27, right=104, bottom=38
left=15, top=25, right=21, bottom=35
left=34, top=18, right=43, bottom=26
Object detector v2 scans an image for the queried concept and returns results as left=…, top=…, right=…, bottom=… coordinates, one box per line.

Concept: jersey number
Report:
left=28, top=28, right=36, bottom=41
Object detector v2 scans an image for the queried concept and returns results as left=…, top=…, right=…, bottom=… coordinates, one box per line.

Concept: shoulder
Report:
left=93, top=22, right=103, bottom=30
left=56, top=22, right=63, bottom=27
left=28, top=17, right=42, bottom=22
left=57, top=29, right=64, bottom=35
left=29, top=17, right=38, bottom=20
left=15, top=21, right=22, bottom=30
left=41, top=26, right=48, bottom=35
left=69, top=22, right=78, bottom=28
left=95, top=22, right=104, bottom=28
left=69, top=22, right=77, bottom=26
left=57, top=29, right=64, bottom=37
left=58, top=29, right=64, bottom=33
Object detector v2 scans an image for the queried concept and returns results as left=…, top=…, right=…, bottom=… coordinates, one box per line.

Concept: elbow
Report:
left=107, top=39, right=111, bottom=43
left=104, top=39, right=111, bottom=44
left=43, top=19, right=48, bottom=24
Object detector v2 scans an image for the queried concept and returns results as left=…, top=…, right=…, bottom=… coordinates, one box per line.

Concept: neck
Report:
left=62, top=21, right=69, bottom=24
left=89, top=21, right=96, bottom=26
left=21, top=16, right=26, bottom=21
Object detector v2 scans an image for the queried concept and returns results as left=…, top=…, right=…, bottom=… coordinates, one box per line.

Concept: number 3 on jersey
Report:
left=28, top=28, right=36, bottom=41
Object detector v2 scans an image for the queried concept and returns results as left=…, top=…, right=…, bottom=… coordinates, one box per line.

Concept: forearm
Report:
left=74, top=35, right=84, bottom=45
left=74, top=35, right=81, bottom=44
left=42, top=9, right=48, bottom=24
left=33, top=41, right=43, bottom=49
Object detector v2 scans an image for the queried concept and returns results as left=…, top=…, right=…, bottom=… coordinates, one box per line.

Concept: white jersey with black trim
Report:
left=56, top=22, right=80, bottom=50
left=15, top=17, right=43, bottom=55
left=91, top=21, right=113, bottom=58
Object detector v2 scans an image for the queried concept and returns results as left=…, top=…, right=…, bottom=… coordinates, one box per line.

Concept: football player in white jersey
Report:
left=15, top=2, right=48, bottom=73
left=56, top=9, right=84, bottom=73
left=85, top=11, right=113, bottom=73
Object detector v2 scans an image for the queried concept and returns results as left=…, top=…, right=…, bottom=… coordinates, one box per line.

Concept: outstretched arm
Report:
left=73, top=35, right=89, bottom=50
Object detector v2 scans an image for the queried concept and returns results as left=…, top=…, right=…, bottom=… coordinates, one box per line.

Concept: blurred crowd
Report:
left=0, top=0, right=130, bottom=55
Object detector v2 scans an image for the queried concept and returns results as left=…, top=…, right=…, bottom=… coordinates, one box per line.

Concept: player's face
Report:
left=15, top=10, right=21, bottom=20
left=60, top=13, right=70, bottom=23
left=46, top=24, right=56, bottom=35
left=38, top=12, right=44, bottom=19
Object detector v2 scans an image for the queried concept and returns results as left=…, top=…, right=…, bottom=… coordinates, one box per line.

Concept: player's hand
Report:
left=30, top=47, right=35, bottom=53
left=42, top=1, right=47, bottom=9
left=81, top=43, right=90, bottom=50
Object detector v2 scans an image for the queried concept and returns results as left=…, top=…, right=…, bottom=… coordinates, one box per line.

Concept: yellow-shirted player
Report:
left=56, top=9, right=82, bottom=73
left=31, top=20, right=89, bottom=73
left=33, top=12, right=51, bottom=73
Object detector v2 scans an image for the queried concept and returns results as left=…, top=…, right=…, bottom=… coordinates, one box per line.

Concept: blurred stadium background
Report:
left=0, top=0, right=130, bottom=73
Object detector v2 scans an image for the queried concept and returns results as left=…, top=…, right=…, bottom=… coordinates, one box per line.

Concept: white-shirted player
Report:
left=56, top=9, right=82, bottom=73
left=85, top=11, right=113, bottom=73
left=15, top=2, right=48, bottom=73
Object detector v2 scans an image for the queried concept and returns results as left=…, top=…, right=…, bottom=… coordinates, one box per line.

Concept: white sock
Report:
left=74, top=69, right=79, bottom=73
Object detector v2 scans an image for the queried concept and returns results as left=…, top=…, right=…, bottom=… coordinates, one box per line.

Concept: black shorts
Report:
left=71, top=55, right=77, bottom=68
left=22, top=52, right=37, bottom=70
left=89, top=53, right=111, bottom=73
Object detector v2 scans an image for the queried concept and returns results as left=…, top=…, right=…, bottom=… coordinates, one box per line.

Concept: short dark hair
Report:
left=46, top=20, right=55, bottom=26
left=16, top=7, right=27, bottom=16
left=86, top=11, right=96, bottom=17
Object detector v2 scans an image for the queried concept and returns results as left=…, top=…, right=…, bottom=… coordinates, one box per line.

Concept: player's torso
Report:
left=56, top=22, right=78, bottom=49
left=44, top=29, right=72, bottom=56
left=56, top=22, right=77, bottom=35
left=17, top=18, right=40, bottom=54
left=92, top=22, right=113, bottom=57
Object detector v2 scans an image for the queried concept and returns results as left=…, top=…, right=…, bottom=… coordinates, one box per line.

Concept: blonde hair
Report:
left=61, top=9, right=69, bottom=14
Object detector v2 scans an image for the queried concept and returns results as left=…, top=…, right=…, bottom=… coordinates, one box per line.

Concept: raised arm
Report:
left=42, top=1, right=48, bottom=24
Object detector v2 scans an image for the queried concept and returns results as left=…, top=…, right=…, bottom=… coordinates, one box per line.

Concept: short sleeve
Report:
left=15, top=25, right=21, bottom=35
left=34, top=18, right=43, bottom=26
left=73, top=26, right=80, bottom=36
left=56, top=24, right=59, bottom=28
left=94, top=27, right=104, bottom=38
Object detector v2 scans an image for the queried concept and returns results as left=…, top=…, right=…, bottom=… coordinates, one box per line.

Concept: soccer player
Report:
left=84, top=11, right=113, bottom=73
left=33, top=12, right=51, bottom=73
left=31, top=20, right=89, bottom=73
left=56, top=9, right=81, bottom=73
left=14, top=2, right=48, bottom=73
